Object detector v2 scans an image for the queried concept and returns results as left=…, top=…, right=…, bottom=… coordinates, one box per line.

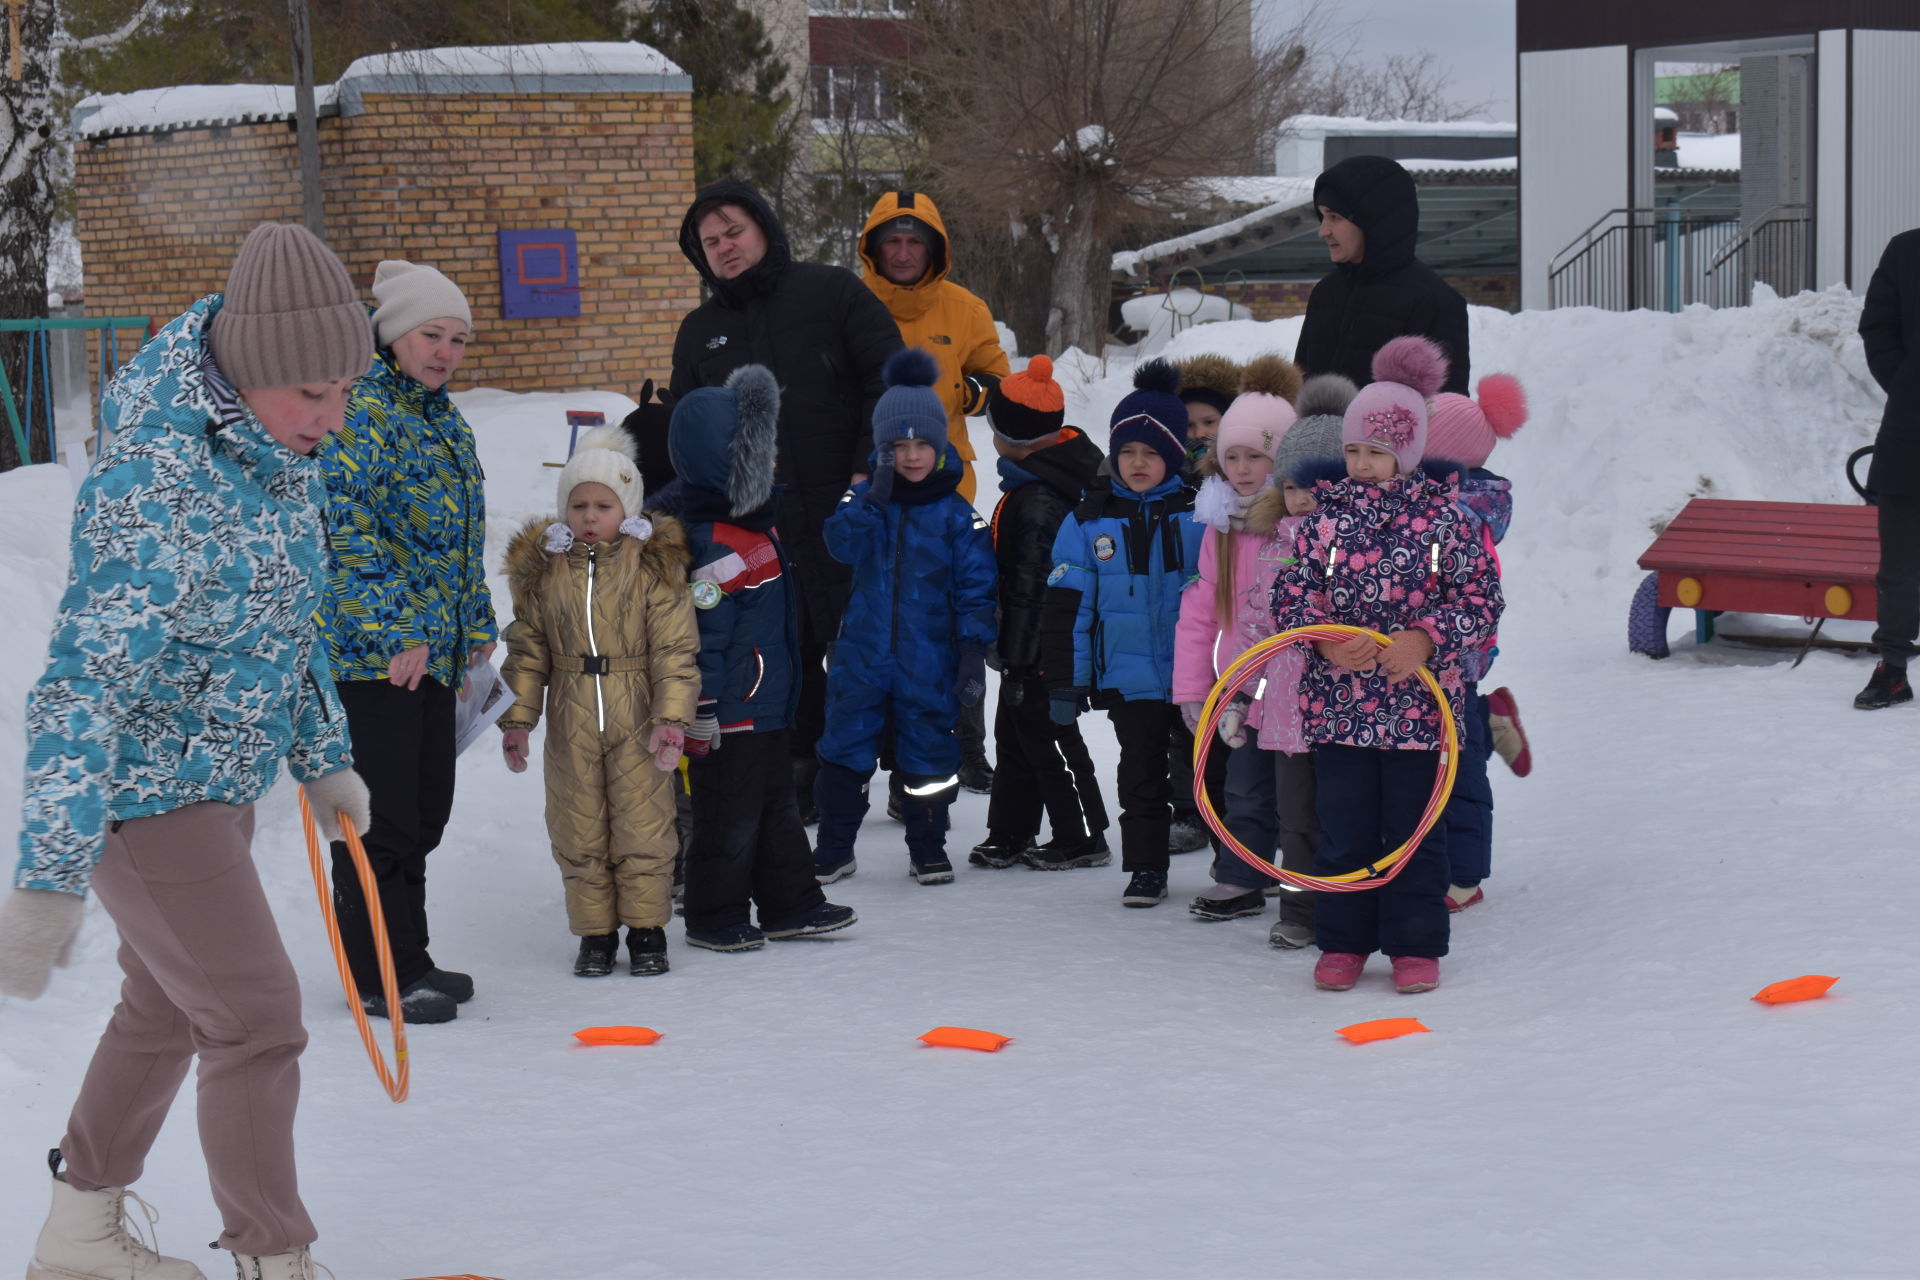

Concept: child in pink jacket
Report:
left=1174, top=355, right=1330, bottom=948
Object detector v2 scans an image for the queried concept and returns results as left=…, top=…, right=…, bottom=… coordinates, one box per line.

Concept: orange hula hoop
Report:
left=300, top=787, right=409, bottom=1103
left=1192, top=624, right=1458, bottom=892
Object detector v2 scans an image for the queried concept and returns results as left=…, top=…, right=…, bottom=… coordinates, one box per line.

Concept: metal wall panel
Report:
left=1815, top=29, right=1848, bottom=287
left=1520, top=46, right=1630, bottom=310
left=1518, top=1, right=1920, bottom=53
left=1851, top=30, right=1920, bottom=287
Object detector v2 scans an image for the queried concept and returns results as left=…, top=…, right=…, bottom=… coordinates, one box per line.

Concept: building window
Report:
left=810, top=64, right=898, bottom=122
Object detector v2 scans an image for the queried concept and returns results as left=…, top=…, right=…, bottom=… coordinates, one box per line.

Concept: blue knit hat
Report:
left=1108, top=358, right=1188, bottom=473
left=872, top=348, right=948, bottom=450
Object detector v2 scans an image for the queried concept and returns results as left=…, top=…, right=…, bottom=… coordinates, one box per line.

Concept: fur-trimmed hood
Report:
left=503, top=511, right=692, bottom=607
left=666, top=363, right=780, bottom=516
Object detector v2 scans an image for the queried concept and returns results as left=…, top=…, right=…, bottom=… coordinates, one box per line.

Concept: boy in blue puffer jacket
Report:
left=1040, top=359, right=1204, bottom=907
left=813, top=349, right=998, bottom=885
left=669, top=364, right=855, bottom=953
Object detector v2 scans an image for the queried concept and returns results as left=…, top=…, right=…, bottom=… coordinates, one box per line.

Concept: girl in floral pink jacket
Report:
left=1270, top=338, right=1502, bottom=995
left=1173, top=356, right=1323, bottom=944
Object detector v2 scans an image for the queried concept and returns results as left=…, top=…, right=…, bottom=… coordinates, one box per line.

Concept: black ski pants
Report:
left=985, top=676, right=1108, bottom=845
left=685, top=728, right=825, bottom=932
left=1108, top=699, right=1181, bottom=872
left=329, top=677, right=456, bottom=994
left=1874, top=492, right=1920, bottom=665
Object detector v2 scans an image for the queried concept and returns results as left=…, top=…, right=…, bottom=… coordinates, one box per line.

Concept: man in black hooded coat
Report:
left=670, top=179, right=905, bottom=799
left=1854, top=226, right=1920, bottom=710
left=1293, top=155, right=1470, bottom=396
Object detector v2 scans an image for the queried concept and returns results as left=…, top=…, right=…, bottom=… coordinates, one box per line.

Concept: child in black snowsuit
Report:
left=668, top=364, right=856, bottom=952
left=972, top=356, right=1112, bottom=871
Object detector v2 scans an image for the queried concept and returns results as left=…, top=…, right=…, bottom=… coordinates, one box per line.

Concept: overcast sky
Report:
left=1258, top=0, right=1518, bottom=121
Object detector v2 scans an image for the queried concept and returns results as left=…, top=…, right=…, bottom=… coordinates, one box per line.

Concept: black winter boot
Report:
left=361, top=977, right=457, bottom=1023
left=969, top=834, right=1036, bottom=868
left=627, top=927, right=668, bottom=976
left=1854, top=661, right=1913, bottom=710
left=574, top=932, right=619, bottom=977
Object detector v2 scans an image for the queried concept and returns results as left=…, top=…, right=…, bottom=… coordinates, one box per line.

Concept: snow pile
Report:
left=1678, top=131, right=1742, bottom=170
left=1115, top=289, right=1253, bottom=354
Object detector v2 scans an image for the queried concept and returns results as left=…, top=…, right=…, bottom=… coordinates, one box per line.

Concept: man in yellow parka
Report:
left=858, top=189, right=1009, bottom=792
left=859, top=190, right=1012, bottom=508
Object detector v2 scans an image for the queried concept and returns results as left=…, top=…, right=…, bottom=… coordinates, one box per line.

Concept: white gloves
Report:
left=0, top=889, right=85, bottom=1000
left=305, top=768, right=371, bottom=842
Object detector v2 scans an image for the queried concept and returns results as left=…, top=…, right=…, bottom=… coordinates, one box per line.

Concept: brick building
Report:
left=72, top=43, right=698, bottom=396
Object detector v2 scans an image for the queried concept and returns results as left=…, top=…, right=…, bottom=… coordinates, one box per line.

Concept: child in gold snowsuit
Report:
left=500, top=428, right=700, bottom=977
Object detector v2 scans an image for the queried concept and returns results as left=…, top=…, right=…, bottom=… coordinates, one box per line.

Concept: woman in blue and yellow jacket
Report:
left=319, top=259, right=494, bottom=1023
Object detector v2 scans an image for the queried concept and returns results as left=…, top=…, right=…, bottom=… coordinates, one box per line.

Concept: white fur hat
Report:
left=557, top=426, right=644, bottom=518
left=370, top=259, right=472, bottom=348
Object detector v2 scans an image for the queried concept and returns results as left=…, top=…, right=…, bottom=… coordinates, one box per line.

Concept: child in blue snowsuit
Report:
left=813, top=349, right=998, bottom=885
left=1040, top=359, right=1204, bottom=908
left=1423, top=374, right=1529, bottom=912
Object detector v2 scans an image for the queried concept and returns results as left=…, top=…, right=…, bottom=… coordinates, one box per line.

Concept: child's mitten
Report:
left=1217, top=693, right=1253, bottom=749
left=866, top=447, right=897, bottom=507
left=956, top=644, right=987, bottom=708
left=648, top=723, right=685, bottom=771
left=684, top=706, right=721, bottom=757
left=1048, top=689, right=1083, bottom=726
left=1179, top=702, right=1203, bottom=733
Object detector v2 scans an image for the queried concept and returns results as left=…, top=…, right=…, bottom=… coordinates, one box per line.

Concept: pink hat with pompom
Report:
left=1341, top=336, right=1448, bottom=472
left=1425, top=374, right=1529, bottom=470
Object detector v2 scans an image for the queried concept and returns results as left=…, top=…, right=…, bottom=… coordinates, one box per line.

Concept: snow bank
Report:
left=338, top=41, right=682, bottom=84
left=74, top=83, right=338, bottom=138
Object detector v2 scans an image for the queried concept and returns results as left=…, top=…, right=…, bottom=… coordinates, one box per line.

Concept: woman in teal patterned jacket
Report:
left=1, top=223, right=373, bottom=1279
left=319, top=259, right=495, bottom=1026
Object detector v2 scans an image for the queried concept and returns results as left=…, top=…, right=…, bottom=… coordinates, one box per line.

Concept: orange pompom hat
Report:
left=986, top=354, right=1067, bottom=442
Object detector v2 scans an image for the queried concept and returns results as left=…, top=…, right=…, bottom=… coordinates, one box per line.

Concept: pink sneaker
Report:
left=1390, top=956, right=1440, bottom=993
left=1313, top=952, right=1367, bottom=991
left=1445, top=885, right=1484, bottom=913
left=1486, top=687, right=1531, bottom=777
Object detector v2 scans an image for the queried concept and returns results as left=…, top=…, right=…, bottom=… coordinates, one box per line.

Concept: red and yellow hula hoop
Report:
left=1191, top=624, right=1457, bottom=893
left=300, top=787, right=410, bottom=1102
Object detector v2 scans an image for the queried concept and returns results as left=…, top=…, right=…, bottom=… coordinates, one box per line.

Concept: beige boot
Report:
left=28, top=1171, right=207, bottom=1280
left=225, top=1247, right=329, bottom=1280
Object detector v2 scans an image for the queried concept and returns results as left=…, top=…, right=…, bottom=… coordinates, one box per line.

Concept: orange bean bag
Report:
left=572, top=1026, right=663, bottom=1045
left=1336, top=1018, right=1429, bottom=1044
left=1751, top=975, right=1838, bottom=1004
left=917, top=1026, right=1011, bottom=1051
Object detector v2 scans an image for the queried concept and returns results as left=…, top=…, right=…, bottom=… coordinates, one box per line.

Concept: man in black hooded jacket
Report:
left=1854, top=227, right=1920, bottom=710
left=1293, top=155, right=1470, bottom=396
left=670, top=180, right=905, bottom=808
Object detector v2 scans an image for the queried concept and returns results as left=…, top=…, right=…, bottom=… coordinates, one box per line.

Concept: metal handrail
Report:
left=0, top=315, right=154, bottom=466
left=1705, top=203, right=1811, bottom=276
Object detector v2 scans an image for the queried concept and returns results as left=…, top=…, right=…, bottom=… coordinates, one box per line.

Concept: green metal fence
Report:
left=0, top=316, right=154, bottom=466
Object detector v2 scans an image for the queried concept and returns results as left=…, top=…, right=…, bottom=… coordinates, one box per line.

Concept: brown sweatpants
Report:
left=60, top=801, right=316, bottom=1255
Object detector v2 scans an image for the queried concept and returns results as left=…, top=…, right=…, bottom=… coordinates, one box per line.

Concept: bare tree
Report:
left=1294, top=49, right=1491, bottom=123
left=897, top=0, right=1321, bottom=355
left=1661, top=62, right=1738, bottom=135
left=1, top=0, right=164, bottom=469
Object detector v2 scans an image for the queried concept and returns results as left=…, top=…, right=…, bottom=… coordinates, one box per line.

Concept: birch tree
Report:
left=1, top=0, right=163, bottom=468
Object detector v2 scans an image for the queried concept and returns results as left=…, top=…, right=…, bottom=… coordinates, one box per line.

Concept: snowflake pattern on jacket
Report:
left=15, top=295, right=353, bottom=896
left=1270, top=466, right=1502, bottom=750
left=319, top=343, right=495, bottom=687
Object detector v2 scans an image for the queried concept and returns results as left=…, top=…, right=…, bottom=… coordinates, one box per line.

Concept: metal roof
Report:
left=1114, top=170, right=1741, bottom=284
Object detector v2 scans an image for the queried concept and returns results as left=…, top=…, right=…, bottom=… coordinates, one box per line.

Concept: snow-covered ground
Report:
left=3, top=292, right=1916, bottom=1278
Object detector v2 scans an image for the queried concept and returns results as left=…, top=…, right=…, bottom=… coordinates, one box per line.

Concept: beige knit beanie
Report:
left=557, top=426, right=645, bottom=519
left=371, top=259, right=473, bottom=348
left=209, top=223, right=374, bottom=389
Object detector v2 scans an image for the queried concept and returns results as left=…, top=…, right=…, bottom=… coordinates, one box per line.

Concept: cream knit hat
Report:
left=370, top=259, right=472, bottom=348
